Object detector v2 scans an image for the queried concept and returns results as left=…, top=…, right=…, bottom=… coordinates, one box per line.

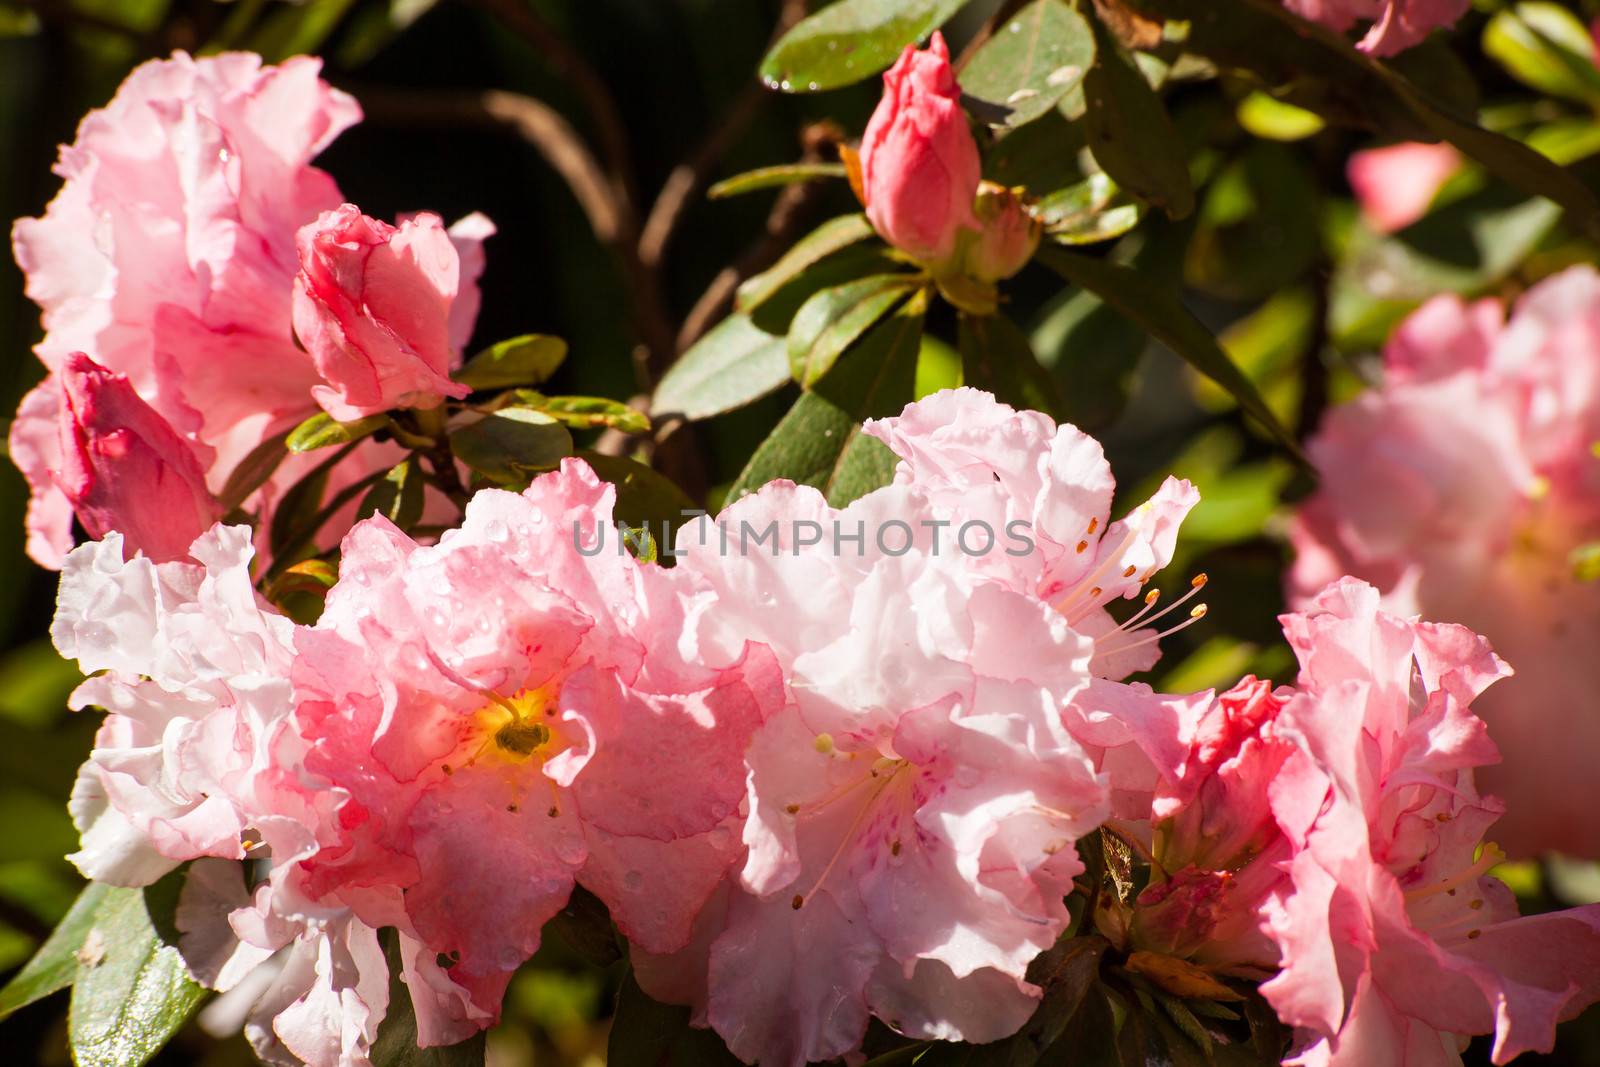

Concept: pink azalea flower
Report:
left=639, top=479, right=1109, bottom=1066
left=864, top=388, right=1202, bottom=681
left=1281, top=0, right=1470, bottom=55
left=1290, top=267, right=1600, bottom=857
left=1348, top=142, right=1462, bottom=233
left=9, top=51, right=491, bottom=568
left=1262, top=578, right=1600, bottom=1065
left=293, top=205, right=476, bottom=421
left=290, top=459, right=778, bottom=1035
left=859, top=32, right=981, bottom=264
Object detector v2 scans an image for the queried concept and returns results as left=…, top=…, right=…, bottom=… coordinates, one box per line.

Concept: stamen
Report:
left=1087, top=517, right=1098, bottom=534
left=1404, top=843, right=1505, bottom=903
left=1113, top=574, right=1207, bottom=636
left=1055, top=523, right=1142, bottom=616
left=791, top=764, right=904, bottom=910
left=1096, top=605, right=1208, bottom=659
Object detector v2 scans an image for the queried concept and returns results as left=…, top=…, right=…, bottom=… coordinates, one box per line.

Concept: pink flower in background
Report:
left=1290, top=266, right=1600, bottom=858
left=1263, top=579, right=1600, bottom=1065
left=294, top=205, right=476, bottom=421
left=49, top=353, right=221, bottom=563
left=1348, top=142, right=1461, bottom=232
left=9, top=51, right=493, bottom=568
left=643, top=479, right=1108, bottom=1067
left=865, top=388, right=1200, bottom=680
left=291, top=460, right=777, bottom=1037
left=1282, top=0, right=1470, bottom=55
left=859, top=32, right=981, bottom=264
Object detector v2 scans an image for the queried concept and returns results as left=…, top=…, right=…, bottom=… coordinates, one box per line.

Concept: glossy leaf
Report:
left=652, top=314, right=791, bottom=421
left=269, top=465, right=331, bottom=562
left=731, top=290, right=926, bottom=504
left=1484, top=3, right=1600, bottom=104
left=1033, top=173, right=1146, bottom=245
left=514, top=393, right=651, bottom=434
left=1082, top=15, right=1194, bottom=219
left=787, top=274, right=920, bottom=387
left=957, top=311, right=1065, bottom=419
left=737, top=213, right=879, bottom=315
left=216, top=428, right=291, bottom=511
left=68, top=875, right=206, bottom=1067
left=370, top=935, right=486, bottom=1067
left=958, top=0, right=1094, bottom=129
left=454, top=334, right=568, bottom=391
left=759, top=0, right=970, bottom=92
left=449, top=409, right=574, bottom=485
left=286, top=411, right=387, bottom=454
left=708, top=162, right=848, bottom=199
left=0, top=881, right=111, bottom=1019
left=1037, top=245, right=1303, bottom=458
left=358, top=457, right=425, bottom=530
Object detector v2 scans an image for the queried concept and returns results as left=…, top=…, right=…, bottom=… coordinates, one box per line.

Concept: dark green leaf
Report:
left=577, top=451, right=699, bottom=547
left=269, top=466, right=331, bottom=562
left=985, top=109, right=1089, bottom=193
left=789, top=274, right=920, bottom=386
left=653, top=314, right=791, bottom=421
left=608, top=970, right=741, bottom=1067
left=514, top=393, right=651, bottom=434
left=759, top=0, right=970, bottom=92
left=1008, top=934, right=1110, bottom=1063
left=1037, top=245, right=1303, bottom=459
left=1033, top=173, right=1146, bottom=245
left=1082, top=16, right=1194, bottom=219
left=544, top=885, right=621, bottom=967
left=216, top=428, right=291, bottom=512
left=454, top=334, right=569, bottom=391
left=731, top=291, right=927, bottom=503
left=68, top=875, right=206, bottom=1067
left=957, top=311, right=1065, bottom=419
left=371, top=934, right=486, bottom=1067
left=708, top=162, right=849, bottom=199
left=358, top=458, right=425, bottom=531
left=1185, top=143, right=1321, bottom=302
left=287, top=412, right=387, bottom=454
left=737, top=214, right=879, bottom=315
left=959, top=0, right=1094, bottom=129
left=1031, top=287, right=1146, bottom=431
left=0, top=882, right=110, bottom=1019
left=1126, top=0, right=1600, bottom=237
left=450, top=409, right=574, bottom=486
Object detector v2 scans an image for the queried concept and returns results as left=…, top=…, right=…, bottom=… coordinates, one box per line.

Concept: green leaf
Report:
left=577, top=451, right=698, bottom=546
left=370, top=934, right=486, bottom=1067
left=1126, top=0, right=1600, bottom=237
left=1011, top=934, right=1111, bottom=1060
left=544, top=885, right=622, bottom=967
left=731, top=291, right=927, bottom=504
left=287, top=412, right=387, bottom=454
left=269, top=465, right=331, bottom=562
left=1030, top=286, right=1144, bottom=431
left=1236, top=92, right=1326, bottom=142
left=1033, top=174, right=1146, bottom=246
left=1484, top=3, right=1600, bottom=105
left=708, top=162, right=849, bottom=199
left=788, top=274, right=921, bottom=387
left=449, top=409, right=574, bottom=486
left=958, top=0, right=1094, bottom=129
left=1082, top=15, right=1194, bottom=219
left=652, top=314, right=791, bottom=421
left=216, top=428, right=291, bottom=511
left=454, top=334, right=569, bottom=391
left=957, top=311, right=1065, bottom=419
left=68, top=874, right=206, bottom=1067
left=1185, top=143, right=1321, bottom=303
left=759, top=0, right=970, bottom=92
left=737, top=214, right=879, bottom=316
left=514, top=393, right=650, bottom=434
left=608, top=970, right=742, bottom=1067
left=0, top=882, right=110, bottom=1019
left=1037, top=245, right=1303, bottom=459
left=358, top=458, right=425, bottom=531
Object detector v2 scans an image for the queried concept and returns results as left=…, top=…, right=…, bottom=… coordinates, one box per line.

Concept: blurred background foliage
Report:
left=0, top=0, right=1598, bottom=1063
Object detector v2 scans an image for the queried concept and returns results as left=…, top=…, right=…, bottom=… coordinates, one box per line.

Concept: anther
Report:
left=1122, top=565, right=1137, bottom=578
left=1076, top=540, right=1089, bottom=553
left=1086, top=517, right=1098, bottom=534
left=791, top=894, right=804, bottom=910
left=814, top=733, right=835, bottom=755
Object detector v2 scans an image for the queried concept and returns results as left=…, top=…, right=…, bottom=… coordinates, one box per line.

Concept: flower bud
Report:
left=56, top=352, right=220, bottom=562
left=859, top=32, right=981, bottom=264
left=964, top=182, right=1041, bottom=282
left=294, top=204, right=473, bottom=421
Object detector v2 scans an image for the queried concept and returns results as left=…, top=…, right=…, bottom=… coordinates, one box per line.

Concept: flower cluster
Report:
left=16, top=44, right=1600, bottom=1067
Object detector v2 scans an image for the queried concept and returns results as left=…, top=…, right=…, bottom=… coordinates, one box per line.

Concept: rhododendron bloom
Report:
left=291, top=460, right=778, bottom=1035
left=859, top=32, right=981, bottom=264
left=1263, top=578, right=1600, bottom=1065
left=9, top=51, right=492, bottom=568
left=1348, top=142, right=1461, bottom=232
left=865, top=388, right=1201, bottom=680
left=640, top=479, right=1109, bottom=1066
left=293, top=205, right=476, bottom=420
left=1282, top=0, right=1470, bottom=55
left=1290, top=266, right=1600, bottom=857
left=50, top=352, right=221, bottom=563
